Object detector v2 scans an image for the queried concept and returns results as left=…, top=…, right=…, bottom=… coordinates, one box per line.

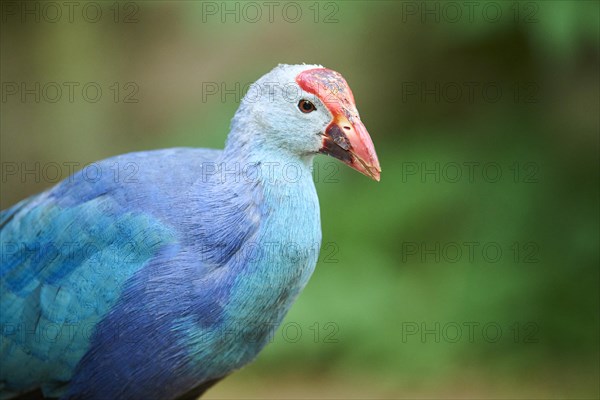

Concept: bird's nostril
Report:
left=343, top=126, right=351, bottom=131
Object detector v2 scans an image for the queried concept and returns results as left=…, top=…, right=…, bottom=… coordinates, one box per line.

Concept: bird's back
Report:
left=1, top=148, right=227, bottom=399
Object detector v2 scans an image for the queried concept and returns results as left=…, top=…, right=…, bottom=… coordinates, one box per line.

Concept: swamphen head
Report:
left=227, top=64, right=381, bottom=180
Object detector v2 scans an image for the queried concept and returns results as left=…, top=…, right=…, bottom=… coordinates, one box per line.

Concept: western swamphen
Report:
left=0, top=64, right=380, bottom=399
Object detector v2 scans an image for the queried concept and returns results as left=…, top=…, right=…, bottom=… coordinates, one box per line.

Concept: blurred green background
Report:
left=1, top=1, right=598, bottom=398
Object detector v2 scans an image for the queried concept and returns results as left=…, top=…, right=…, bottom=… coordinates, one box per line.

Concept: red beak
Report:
left=320, top=113, right=381, bottom=181
left=296, top=67, right=381, bottom=181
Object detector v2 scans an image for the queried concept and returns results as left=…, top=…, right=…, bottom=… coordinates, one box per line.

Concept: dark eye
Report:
left=298, top=99, right=316, bottom=113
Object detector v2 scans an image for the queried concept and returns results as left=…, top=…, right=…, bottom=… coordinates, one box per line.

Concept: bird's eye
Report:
left=298, top=99, right=316, bottom=113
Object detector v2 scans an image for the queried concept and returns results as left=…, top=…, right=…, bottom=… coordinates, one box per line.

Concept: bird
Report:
left=0, top=64, right=380, bottom=400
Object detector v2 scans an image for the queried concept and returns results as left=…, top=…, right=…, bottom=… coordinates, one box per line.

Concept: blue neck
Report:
left=191, top=142, right=322, bottom=371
